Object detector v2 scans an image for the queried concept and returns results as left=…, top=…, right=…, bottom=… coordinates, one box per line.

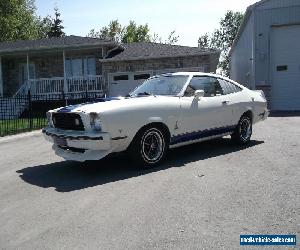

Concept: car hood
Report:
left=53, top=96, right=171, bottom=114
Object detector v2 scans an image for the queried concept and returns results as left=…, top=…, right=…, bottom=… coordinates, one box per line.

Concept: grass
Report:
left=0, top=118, right=47, bottom=137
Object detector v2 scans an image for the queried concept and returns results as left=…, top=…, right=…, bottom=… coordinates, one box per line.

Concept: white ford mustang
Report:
left=43, top=72, right=269, bottom=167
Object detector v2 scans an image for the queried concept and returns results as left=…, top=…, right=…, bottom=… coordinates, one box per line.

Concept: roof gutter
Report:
left=0, top=41, right=118, bottom=56
left=229, top=0, right=272, bottom=56
left=99, top=50, right=221, bottom=63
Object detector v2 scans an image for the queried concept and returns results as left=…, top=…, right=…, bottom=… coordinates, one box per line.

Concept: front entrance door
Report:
left=19, top=63, right=35, bottom=87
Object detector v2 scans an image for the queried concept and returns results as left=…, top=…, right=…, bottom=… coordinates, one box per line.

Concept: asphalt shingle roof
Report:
left=103, top=42, right=219, bottom=62
left=0, top=35, right=116, bottom=54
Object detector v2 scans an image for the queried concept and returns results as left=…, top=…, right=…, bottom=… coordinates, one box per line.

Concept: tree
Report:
left=152, top=30, right=179, bottom=45
left=47, top=8, right=65, bottom=38
left=88, top=20, right=179, bottom=44
left=0, top=0, right=42, bottom=42
left=88, top=20, right=123, bottom=42
left=198, top=33, right=210, bottom=49
left=122, top=21, right=150, bottom=43
left=35, top=15, right=52, bottom=39
left=198, top=11, right=244, bottom=76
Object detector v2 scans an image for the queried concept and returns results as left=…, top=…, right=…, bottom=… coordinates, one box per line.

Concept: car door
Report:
left=178, top=76, right=235, bottom=137
left=218, top=78, right=245, bottom=125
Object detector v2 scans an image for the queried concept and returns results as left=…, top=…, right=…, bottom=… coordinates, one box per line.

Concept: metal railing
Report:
left=67, top=75, right=103, bottom=93
left=15, top=75, right=105, bottom=96
left=0, top=91, right=104, bottom=137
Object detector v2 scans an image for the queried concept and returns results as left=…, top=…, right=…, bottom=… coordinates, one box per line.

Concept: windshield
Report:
left=130, top=75, right=189, bottom=96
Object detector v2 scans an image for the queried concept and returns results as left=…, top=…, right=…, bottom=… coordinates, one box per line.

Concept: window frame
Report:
left=183, top=75, right=224, bottom=97
left=182, top=75, right=243, bottom=97
left=218, top=78, right=242, bottom=95
left=65, top=56, right=97, bottom=77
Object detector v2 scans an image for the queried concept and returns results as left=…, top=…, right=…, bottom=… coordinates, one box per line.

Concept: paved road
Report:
left=0, top=117, right=299, bottom=250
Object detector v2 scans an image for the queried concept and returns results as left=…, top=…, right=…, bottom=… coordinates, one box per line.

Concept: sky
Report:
left=35, top=0, right=259, bottom=47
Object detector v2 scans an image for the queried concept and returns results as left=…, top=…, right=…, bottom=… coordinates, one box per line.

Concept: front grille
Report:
left=52, top=113, right=84, bottom=131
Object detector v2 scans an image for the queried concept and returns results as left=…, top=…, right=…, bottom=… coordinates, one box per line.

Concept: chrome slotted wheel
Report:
left=141, top=128, right=165, bottom=164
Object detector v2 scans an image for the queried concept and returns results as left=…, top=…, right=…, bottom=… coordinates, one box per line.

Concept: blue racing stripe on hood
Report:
left=57, top=97, right=122, bottom=112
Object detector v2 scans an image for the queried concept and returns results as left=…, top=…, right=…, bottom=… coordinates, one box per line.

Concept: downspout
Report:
left=252, top=10, right=256, bottom=90
left=26, top=53, right=30, bottom=92
left=0, top=56, right=3, bottom=97
left=63, top=50, right=68, bottom=94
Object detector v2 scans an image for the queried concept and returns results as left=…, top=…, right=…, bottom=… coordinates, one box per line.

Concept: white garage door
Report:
left=108, top=66, right=205, bottom=97
left=108, top=71, right=153, bottom=97
left=270, top=25, right=300, bottom=110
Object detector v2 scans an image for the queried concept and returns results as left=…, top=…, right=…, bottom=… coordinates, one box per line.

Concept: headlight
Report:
left=90, top=112, right=102, bottom=131
left=46, top=112, right=54, bottom=127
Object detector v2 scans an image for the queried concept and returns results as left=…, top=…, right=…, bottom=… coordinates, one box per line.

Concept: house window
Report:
left=65, top=57, right=96, bottom=77
left=276, top=65, right=287, bottom=71
left=134, top=74, right=150, bottom=80
left=113, top=75, right=129, bottom=81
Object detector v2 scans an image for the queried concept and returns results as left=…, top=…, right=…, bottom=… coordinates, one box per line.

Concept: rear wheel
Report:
left=231, top=115, right=252, bottom=144
left=129, top=126, right=168, bottom=168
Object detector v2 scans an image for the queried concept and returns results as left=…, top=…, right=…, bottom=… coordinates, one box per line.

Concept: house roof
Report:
left=229, top=0, right=271, bottom=55
left=0, top=35, right=117, bottom=54
left=102, top=42, right=220, bottom=62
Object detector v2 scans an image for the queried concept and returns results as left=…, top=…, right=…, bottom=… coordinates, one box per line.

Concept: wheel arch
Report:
left=242, top=110, right=253, bottom=122
left=128, top=122, right=171, bottom=149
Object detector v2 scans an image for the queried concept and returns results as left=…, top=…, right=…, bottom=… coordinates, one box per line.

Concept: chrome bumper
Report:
left=42, top=127, right=112, bottom=161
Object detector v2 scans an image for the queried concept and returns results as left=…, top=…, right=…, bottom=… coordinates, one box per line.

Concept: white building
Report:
left=230, top=0, right=300, bottom=110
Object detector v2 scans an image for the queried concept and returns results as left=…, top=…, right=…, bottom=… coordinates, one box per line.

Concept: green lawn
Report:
left=0, top=118, right=47, bottom=137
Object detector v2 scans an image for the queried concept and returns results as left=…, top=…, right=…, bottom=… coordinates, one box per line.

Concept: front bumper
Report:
left=42, top=127, right=112, bottom=161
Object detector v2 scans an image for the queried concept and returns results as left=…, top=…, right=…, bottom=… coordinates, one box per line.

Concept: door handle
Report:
left=222, top=100, right=229, bottom=104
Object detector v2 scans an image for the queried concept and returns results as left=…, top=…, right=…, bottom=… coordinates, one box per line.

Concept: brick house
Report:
left=0, top=36, right=220, bottom=97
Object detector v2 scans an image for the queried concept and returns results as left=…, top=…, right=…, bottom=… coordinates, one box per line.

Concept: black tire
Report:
left=231, top=115, right=252, bottom=145
left=129, top=126, right=169, bottom=168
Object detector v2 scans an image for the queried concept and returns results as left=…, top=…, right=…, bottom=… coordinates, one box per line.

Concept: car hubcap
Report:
left=240, top=118, right=252, bottom=141
left=142, top=130, right=164, bottom=163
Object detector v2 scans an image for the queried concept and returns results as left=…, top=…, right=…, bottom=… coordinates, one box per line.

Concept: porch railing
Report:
left=30, top=77, right=64, bottom=94
left=22, top=75, right=104, bottom=95
left=67, top=75, right=104, bottom=93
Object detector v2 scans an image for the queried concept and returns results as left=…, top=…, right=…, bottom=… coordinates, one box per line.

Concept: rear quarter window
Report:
left=219, top=79, right=242, bottom=95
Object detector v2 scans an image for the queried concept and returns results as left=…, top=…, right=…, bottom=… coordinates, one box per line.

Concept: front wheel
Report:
left=231, top=115, right=252, bottom=145
left=129, top=127, right=168, bottom=168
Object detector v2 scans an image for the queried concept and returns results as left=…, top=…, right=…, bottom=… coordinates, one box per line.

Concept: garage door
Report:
left=270, top=25, right=300, bottom=110
left=108, top=71, right=152, bottom=97
left=108, top=67, right=205, bottom=97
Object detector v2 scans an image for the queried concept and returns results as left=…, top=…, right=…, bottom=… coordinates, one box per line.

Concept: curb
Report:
left=0, top=130, right=42, bottom=144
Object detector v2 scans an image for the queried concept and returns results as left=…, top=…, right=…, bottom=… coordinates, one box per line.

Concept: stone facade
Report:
left=1, top=48, right=105, bottom=96
left=102, top=53, right=219, bottom=87
left=1, top=45, right=219, bottom=96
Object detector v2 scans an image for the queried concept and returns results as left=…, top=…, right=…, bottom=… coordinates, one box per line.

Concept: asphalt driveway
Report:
left=0, top=117, right=299, bottom=249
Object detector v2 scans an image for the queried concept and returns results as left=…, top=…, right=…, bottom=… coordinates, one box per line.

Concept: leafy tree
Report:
left=0, top=0, right=54, bottom=41
left=88, top=20, right=179, bottom=44
left=0, top=0, right=41, bottom=42
left=198, top=11, right=244, bottom=76
left=198, top=33, right=210, bottom=49
left=122, top=21, right=150, bottom=43
left=152, top=30, right=179, bottom=45
left=35, top=15, right=52, bottom=39
left=47, top=7, right=65, bottom=38
left=88, top=20, right=123, bottom=42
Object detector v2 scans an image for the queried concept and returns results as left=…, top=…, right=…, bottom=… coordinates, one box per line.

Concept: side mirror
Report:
left=194, top=90, right=204, bottom=98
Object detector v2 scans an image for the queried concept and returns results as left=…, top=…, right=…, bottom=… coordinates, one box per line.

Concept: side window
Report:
left=219, top=79, right=242, bottom=95
left=185, top=76, right=223, bottom=97
left=113, top=75, right=129, bottom=81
